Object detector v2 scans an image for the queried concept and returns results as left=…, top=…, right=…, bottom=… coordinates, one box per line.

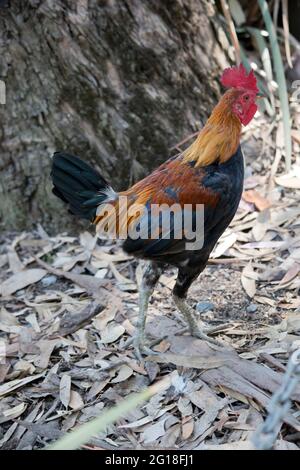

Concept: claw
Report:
left=203, top=323, right=232, bottom=335
left=191, top=328, right=223, bottom=346
left=133, top=335, right=164, bottom=362
left=190, top=326, right=229, bottom=348
left=173, top=294, right=230, bottom=349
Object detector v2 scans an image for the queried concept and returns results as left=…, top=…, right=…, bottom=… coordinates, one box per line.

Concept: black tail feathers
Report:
left=51, top=152, right=114, bottom=221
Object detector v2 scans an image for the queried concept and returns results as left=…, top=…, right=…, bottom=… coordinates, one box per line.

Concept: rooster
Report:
left=51, top=64, right=259, bottom=358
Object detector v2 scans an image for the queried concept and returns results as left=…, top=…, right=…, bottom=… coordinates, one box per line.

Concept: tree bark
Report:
left=0, top=0, right=229, bottom=232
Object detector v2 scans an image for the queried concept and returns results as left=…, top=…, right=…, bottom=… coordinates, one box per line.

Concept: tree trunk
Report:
left=0, top=0, right=229, bottom=232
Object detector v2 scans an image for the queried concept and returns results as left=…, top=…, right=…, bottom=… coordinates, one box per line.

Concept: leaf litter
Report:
left=0, top=112, right=300, bottom=450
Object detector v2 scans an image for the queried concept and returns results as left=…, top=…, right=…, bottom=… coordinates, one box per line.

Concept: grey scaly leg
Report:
left=133, top=261, right=163, bottom=360
left=173, top=294, right=223, bottom=346
left=173, top=267, right=225, bottom=347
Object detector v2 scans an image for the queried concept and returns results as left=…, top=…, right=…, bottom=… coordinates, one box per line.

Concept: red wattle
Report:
left=241, top=103, right=257, bottom=126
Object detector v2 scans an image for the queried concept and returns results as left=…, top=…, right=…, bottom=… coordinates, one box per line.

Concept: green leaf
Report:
left=258, top=0, right=292, bottom=171
left=247, top=27, right=273, bottom=83
left=228, top=0, right=246, bottom=26
left=247, top=27, right=275, bottom=114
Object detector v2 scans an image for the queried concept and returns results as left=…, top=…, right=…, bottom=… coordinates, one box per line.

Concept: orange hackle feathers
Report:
left=182, top=89, right=241, bottom=167
left=221, top=64, right=258, bottom=94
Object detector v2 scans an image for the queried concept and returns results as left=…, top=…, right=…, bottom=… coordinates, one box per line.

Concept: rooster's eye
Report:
left=244, top=95, right=249, bottom=101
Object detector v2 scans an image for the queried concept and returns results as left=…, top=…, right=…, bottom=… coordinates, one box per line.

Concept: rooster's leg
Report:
left=173, top=267, right=224, bottom=347
left=173, top=295, right=223, bottom=346
left=133, top=261, right=163, bottom=360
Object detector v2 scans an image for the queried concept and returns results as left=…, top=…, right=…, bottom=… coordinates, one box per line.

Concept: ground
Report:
left=0, top=116, right=300, bottom=450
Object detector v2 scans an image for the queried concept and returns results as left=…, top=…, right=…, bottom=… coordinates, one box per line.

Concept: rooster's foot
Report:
left=132, top=335, right=165, bottom=362
left=190, top=326, right=225, bottom=347
left=190, top=322, right=233, bottom=348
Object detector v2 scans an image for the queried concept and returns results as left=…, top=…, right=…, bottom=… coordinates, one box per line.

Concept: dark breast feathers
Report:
left=120, top=146, right=244, bottom=268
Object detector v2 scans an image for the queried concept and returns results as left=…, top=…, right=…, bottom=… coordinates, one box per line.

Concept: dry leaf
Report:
left=35, top=258, right=108, bottom=295
left=60, top=374, right=71, bottom=408
left=34, top=340, right=58, bottom=369
left=187, top=385, right=220, bottom=410
left=93, top=302, right=121, bottom=331
left=160, top=423, right=181, bottom=447
left=0, top=374, right=44, bottom=397
left=7, top=247, right=24, bottom=273
left=278, top=299, right=300, bottom=309
left=254, top=296, right=276, bottom=307
left=182, top=418, right=194, bottom=440
left=0, top=254, right=7, bottom=268
left=0, top=307, right=20, bottom=326
left=252, top=209, right=270, bottom=241
left=159, top=274, right=176, bottom=290
left=149, top=353, right=226, bottom=369
left=194, top=397, right=228, bottom=440
left=69, top=390, right=84, bottom=410
left=14, top=359, right=36, bottom=375
left=53, top=252, right=88, bottom=271
left=141, top=418, right=167, bottom=444
left=198, top=440, right=255, bottom=450
left=111, top=365, right=133, bottom=383
left=275, top=166, right=300, bottom=189
left=279, top=263, right=300, bottom=285
left=211, top=232, right=237, bottom=258
left=177, top=396, right=193, bottom=417
left=80, top=231, right=97, bottom=252
left=0, top=403, right=27, bottom=424
left=100, top=323, right=125, bottom=344
left=242, top=190, right=271, bottom=211
left=0, top=269, right=47, bottom=296
left=241, top=264, right=256, bottom=298
left=109, top=263, right=137, bottom=292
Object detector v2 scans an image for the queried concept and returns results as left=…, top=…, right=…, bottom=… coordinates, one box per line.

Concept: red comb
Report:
left=221, top=64, right=258, bottom=93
